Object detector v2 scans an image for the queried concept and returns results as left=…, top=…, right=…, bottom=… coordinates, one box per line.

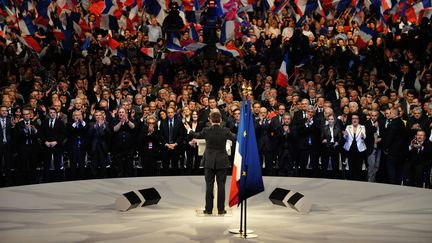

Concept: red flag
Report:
left=106, top=35, right=120, bottom=49
left=22, top=36, right=42, bottom=53
left=140, top=47, right=154, bottom=58
left=88, top=1, right=106, bottom=15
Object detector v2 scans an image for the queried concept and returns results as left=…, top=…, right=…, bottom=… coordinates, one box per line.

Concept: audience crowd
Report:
left=0, top=1, right=431, bottom=188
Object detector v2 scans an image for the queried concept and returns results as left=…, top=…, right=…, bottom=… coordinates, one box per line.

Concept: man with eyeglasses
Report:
left=137, top=116, right=160, bottom=176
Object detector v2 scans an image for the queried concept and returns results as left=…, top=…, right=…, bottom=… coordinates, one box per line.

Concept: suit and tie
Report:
left=66, top=120, right=88, bottom=179
left=40, top=118, right=66, bottom=182
left=0, top=116, right=13, bottom=185
left=160, top=117, right=185, bottom=171
left=88, top=122, right=111, bottom=178
left=188, top=124, right=236, bottom=213
left=381, top=117, right=406, bottom=184
left=404, top=140, right=432, bottom=187
left=15, top=120, right=40, bottom=184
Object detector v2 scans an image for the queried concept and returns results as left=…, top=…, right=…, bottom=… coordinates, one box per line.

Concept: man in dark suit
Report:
left=276, top=113, right=296, bottom=176
left=40, top=107, right=66, bottom=182
left=296, top=106, right=321, bottom=177
left=256, top=107, right=274, bottom=175
left=88, top=110, right=111, bottom=178
left=15, top=108, right=40, bottom=185
left=160, top=107, right=184, bottom=174
left=66, top=110, right=88, bottom=180
left=184, top=111, right=236, bottom=215
left=0, top=106, right=13, bottom=186
left=111, top=107, right=136, bottom=177
left=137, top=116, right=160, bottom=176
left=404, top=130, right=432, bottom=188
left=382, top=108, right=407, bottom=184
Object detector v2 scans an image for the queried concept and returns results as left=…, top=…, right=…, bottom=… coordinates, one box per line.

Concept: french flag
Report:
left=273, top=0, right=290, bottom=15
left=264, top=0, right=275, bottom=11
left=184, top=42, right=207, bottom=52
left=100, top=14, right=120, bottom=30
left=144, top=0, right=167, bottom=24
left=356, top=24, right=374, bottom=49
left=294, top=0, right=319, bottom=16
left=18, top=15, right=37, bottom=36
left=106, top=34, right=121, bottom=50
left=216, top=43, right=241, bottom=57
left=381, top=0, right=395, bottom=11
left=406, top=0, right=431, bottom=23
left=140, top=47, right=154, bottom=58
left=82, top=36, right=91, bottom=50
left=189, top=23, right=200, bottom=42
left=17, top=35, right=42, bottom=53
left=220, top=20, right=240, bottom=44
left=229, top=100, right=246, bottom=207
left=276, top=52, right=289, bottom=88
left=166, top=40, right=194, bottom=55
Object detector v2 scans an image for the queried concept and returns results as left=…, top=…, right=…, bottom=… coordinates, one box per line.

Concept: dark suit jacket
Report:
left=382, top=117, right=407, bottom=155
left=406, top=140, right=432, bottom=167
left=14, top=120, right=40, bottom=148
left=40, top=118, right=66, bottom=146
left=66, top=121, right=88, bottom=151
left=365, top=119, right=384, bottom=154
left=292, top=110, right=307, bottom=127
left=0, top=117, right=13, bottom=146
left=256, top=119, right=272, bottom=152
left=189, top=125, right=236, bottom=169
left=88, top=123, right=111, bottom=154
left=160, top=118, right=184, bottom=146
left=321, top=124, right=342, bottom=147
left=276, top=125, right=296, bottom=156
left=296, top=118, right=321, bottom=150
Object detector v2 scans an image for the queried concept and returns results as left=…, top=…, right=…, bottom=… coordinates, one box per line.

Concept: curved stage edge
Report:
left=0, top=176, right=431, bottom=243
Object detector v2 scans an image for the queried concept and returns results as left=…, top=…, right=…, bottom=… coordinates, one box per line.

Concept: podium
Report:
left=195, top=139, right=233, bottom=216
left=195, top=139, right=232, bottom=156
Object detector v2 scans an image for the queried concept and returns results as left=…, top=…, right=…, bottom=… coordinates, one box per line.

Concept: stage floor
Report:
left=0, top=176, right=431, bottom=243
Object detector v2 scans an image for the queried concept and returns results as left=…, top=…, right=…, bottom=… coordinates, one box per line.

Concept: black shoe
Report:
left=218, top=210, right=227, bottom=215
left=203, top=210, right=212, bottom=214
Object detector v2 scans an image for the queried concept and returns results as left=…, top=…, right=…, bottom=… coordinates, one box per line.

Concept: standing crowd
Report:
left=0, top=1, right=431, bottom=188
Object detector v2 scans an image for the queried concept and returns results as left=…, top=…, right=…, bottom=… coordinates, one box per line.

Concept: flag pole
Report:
left=235, top=83, right=258, bottom=239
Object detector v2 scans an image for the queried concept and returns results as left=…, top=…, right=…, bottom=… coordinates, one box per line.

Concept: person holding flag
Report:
left=184, top=111, right=236, bottom=214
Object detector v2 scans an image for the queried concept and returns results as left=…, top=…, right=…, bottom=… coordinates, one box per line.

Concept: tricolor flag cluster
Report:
left=229, top=100, right=264, bottom=207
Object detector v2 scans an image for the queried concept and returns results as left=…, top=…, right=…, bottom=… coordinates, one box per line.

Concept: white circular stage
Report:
left=0, top=176, right=431, bottom=243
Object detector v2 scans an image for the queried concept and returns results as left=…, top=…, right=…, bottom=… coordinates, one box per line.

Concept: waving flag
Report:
left=276, top=52, right=289, bottom=88
left=82, top=36, right=91, bottom=50
left=88, top=1, right=106, bottom=15
left=140, top=47, right=154, bottom=58
left=106, top=34, right=121, bottom=49
left=18, top=15, right=37, bottom=35
left=229, top=100, right=264, bottom=207
left=294, top=0, right=320, bottom=16
left=216, top=43, right=241, bottom=57
left=356, top=24, right=374, bottom=49
left=17, top=36, right=42, bottom=53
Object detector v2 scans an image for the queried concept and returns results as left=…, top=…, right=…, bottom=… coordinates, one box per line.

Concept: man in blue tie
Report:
left=160, top=107, right=184, bottom=174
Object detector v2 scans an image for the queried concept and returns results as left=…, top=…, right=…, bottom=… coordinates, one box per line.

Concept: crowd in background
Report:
left=0, top=0, right=432, bottom=188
